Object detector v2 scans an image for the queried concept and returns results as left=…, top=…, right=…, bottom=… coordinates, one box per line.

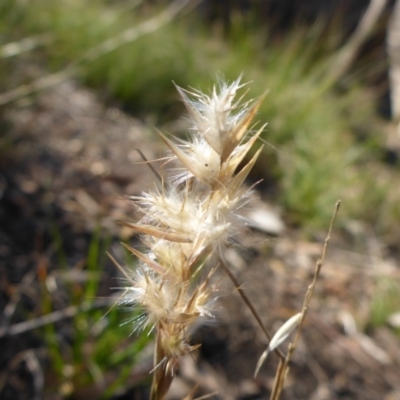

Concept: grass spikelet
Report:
left=117, top=77, right=265, bottom=399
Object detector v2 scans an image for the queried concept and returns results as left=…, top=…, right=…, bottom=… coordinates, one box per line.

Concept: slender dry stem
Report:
left=219, top=257, right=285, bottom=360
left=269, top=200, right=341, bottom=400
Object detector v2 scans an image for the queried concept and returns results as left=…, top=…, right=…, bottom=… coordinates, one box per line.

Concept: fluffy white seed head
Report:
left=177, top=76, right=247, bottom=156
left=119, top=76, right=265, bottom=380
left=136, top=187, right=233, bottom=254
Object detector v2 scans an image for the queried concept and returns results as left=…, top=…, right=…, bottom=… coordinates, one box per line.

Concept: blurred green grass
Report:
left=38, top=226, right=153, bottom=398
left=2, top=0, right=398, bottom=236
left=370, top=277, right=400, bottom=329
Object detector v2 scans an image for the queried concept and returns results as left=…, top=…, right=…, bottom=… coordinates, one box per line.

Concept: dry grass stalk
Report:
left=0, top=34, right=53, bottom=59
left=116, top=77, right=268, bottom=399
left=327, top=0, right=387, bottom=84
left=267, top=200, right=341, bottom=400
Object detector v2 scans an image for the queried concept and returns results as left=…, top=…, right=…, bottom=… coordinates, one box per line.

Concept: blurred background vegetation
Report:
left=1, top=0, right=400, bottom=399
left=2, top=0, right=399, bottom=234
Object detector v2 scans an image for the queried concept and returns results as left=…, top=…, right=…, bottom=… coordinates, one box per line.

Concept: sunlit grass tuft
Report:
left=370, top=278, right=400, bottom=329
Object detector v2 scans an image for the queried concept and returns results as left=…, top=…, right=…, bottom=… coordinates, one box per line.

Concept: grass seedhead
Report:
left=115, top=76, right=267, bottom=398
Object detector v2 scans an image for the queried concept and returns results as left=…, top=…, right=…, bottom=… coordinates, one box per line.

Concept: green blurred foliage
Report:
left=370, top=278, right=400, bottom=329
left=1, top=0, right=399, bottom=234
left=37, top=227, right=153, bottom=398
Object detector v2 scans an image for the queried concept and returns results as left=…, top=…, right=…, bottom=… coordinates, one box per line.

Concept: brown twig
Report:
left=327, top=0, right=387, bottom=83
left=269, top=200, right=341, bottom=400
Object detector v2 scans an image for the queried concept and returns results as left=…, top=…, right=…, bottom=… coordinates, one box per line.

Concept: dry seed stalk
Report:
left=266, top=200, right=341, bottom=400
left=116, top=77, right=267, bottom=399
